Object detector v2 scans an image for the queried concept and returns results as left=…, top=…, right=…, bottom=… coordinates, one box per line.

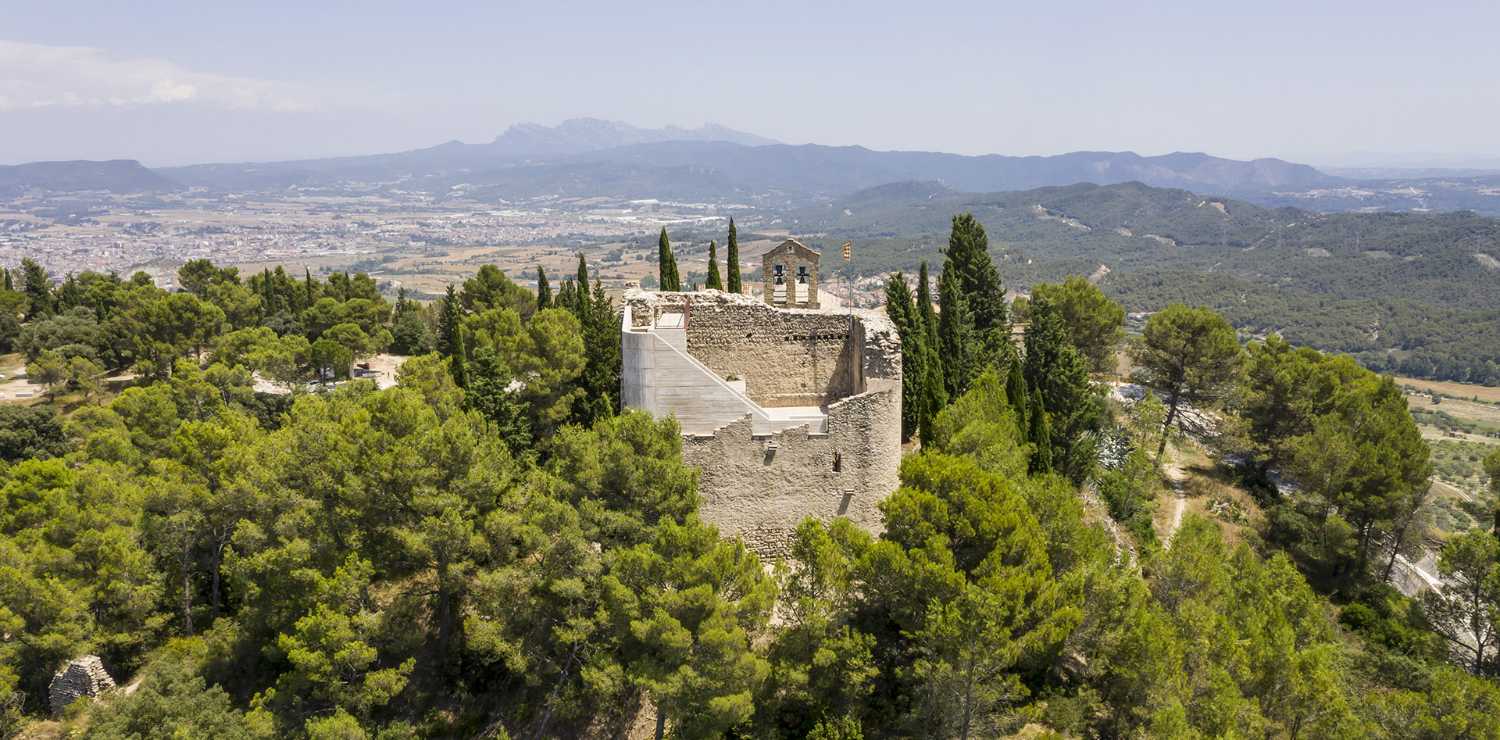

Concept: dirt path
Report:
left=1162, top=455, right=1189, bottom=548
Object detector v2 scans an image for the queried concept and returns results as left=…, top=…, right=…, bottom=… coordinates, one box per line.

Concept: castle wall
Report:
left=622, top=288, right=903, bottom=557
left=683, top=300, right=860, bottom=407
left=683, top=384, right=901, bottom=556
left=624, top=290, right=864, bottom=407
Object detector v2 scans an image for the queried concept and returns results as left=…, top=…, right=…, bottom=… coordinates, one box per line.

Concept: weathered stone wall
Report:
left=683, top=385, right=902, bottom=556
left=762, top=241, right=820, bottom=309
left=623, top=287, right=903, bottom=555
left=49, top=655, right=115, bottom=715
left=625, top=290, right=866, bottom=407
left=684, top=301, right=860, bottom=407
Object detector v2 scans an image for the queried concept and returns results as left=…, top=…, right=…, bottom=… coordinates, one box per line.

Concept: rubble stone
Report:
left=48, top=655, right=115, bottom=715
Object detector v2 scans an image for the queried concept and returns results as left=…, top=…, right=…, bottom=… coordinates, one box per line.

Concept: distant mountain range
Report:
left=153, top=129, right=1335, bottom=200
left=0, top=159, right=179, bottom=197
left=5, top=118, right=1499, bottom=214
left=484, top=118, right=780, bottom=156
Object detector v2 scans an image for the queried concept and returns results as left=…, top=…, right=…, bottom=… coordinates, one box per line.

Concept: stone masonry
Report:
left=621, top=282, right=902, bottom=556
left=761, top=238, right=821, bottom=309
left=48, top=655, right=115, bottom=715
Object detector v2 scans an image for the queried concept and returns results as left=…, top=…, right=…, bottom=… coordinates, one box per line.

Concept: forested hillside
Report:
left=794, top=181, right=1500, bottom=384
left=3, top=219, right=1500, bottom=738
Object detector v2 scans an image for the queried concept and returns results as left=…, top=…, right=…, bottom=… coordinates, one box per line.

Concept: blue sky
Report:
left=4, top=0, right=1498, bottom=166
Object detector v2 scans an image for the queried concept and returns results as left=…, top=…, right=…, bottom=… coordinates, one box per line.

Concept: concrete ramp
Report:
left=623, top=321, right=825, bottom=436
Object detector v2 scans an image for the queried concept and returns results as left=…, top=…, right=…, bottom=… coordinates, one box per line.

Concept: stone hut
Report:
left=49, top=655, right=115, bottom=715
left=761, top=239, right=820, bottom=309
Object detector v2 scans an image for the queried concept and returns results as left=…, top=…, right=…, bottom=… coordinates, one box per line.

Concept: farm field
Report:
left=1398, top=375, right=1500, bottom=404
left=1397, top=376, right=1500, bottom=536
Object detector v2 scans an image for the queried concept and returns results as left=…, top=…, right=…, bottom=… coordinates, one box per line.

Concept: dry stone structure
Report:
left=621, top=247, right=902, bottom=555
left=48, top=655, right=115, bottom=715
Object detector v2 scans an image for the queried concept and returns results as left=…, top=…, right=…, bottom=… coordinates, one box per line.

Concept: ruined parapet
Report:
left=49, top=655, right=115, bottom=715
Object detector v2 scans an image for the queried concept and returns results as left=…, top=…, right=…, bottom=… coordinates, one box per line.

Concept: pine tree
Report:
left=536, top=266, right=552, bottom=308
left=726, top=218, right=741, bottom=294
left=705, top=240, right=723, bottom=290
left=937, top=266, right=974, bottom=398
left=439, top=284, right=463, bottom=357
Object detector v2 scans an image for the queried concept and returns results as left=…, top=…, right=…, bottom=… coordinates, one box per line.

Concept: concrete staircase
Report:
left=622, top=309, right=826, bottom=436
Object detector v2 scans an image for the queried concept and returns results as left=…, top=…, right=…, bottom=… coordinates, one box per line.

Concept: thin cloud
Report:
left=0, top=40, right=315, bottom=112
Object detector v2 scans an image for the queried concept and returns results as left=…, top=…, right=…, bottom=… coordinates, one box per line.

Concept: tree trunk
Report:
left=181, top=553, right=194, bottom=635
left=1473, top=590, right=1487, bottom=674
left=1156, top=390, right=1181, bottom=462
left=654, top=707, right=666, bottom=740
left=434, top=554, right=458, bottom=678
left=210, top=539, right=225, bottom=616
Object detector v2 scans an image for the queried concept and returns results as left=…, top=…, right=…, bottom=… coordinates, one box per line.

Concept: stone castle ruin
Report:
left=621, top=239, right=902, bottom=554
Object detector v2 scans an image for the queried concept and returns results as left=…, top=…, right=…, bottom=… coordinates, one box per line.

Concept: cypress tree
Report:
left=304, top=267, right=316, bottom=310
left=726, top=218, right=741, bottom=293
left=536, top=266, right=552, bottom=308
left=574, top=255, right=591, bottom=318
left=917, top=262, right=938, bottom=343
left=439, top=284, right=462, bottom=357
left=937, top=266, right=974, bottom=398
left=1024, top=294, right=1103, bottom=481
left=920, top=335, right=947, bottom=442
left=577, top=278, right=622, bottom=423
left=2, top=266, right=11, bottom=292
left=19, top=258, right=53, bottom=320
left=943, top=213, right=1007, bottom=333
left=257, top=268, right=270, bottom=315
left=450, top=327, right=469, bottom=389
left=914, top=262, right=948, bottom=436
left=885, top=272, right=923, bottom=442
left=1006, top=356, right=1029, bottom=436
left=557, top=279, right=577, bottom=312
left=1028, top=389, right=1052, bottom=474
left=912, top=261, right=936, bottom=384
left=658, top=228, right=682, bottom=291
left=705, top=240, right=722, bottom=290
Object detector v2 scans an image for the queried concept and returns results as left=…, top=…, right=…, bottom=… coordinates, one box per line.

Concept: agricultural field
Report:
left=1400, top=376, right=1500, bottom=535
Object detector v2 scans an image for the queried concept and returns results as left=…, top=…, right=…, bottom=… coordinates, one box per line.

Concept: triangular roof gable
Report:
left=764, top=238, right=820, bottom=262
